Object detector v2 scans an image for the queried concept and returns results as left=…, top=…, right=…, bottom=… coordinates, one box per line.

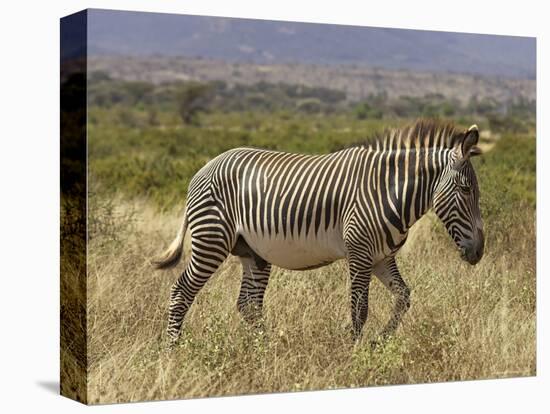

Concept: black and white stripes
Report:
left=154, top=119, right=485, bottom=344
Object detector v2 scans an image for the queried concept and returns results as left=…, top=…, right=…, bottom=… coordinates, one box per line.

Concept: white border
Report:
left=0, top=1, right=546, bottom=412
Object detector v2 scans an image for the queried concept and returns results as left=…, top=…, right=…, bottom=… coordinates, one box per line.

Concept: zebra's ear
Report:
left=461, top=125, right=480, bottom=159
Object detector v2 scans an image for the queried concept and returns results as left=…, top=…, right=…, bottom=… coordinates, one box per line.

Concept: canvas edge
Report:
left=60, top=8, right=88, bottom=405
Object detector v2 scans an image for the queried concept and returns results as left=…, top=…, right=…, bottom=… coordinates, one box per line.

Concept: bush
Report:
left=355, top=102, right=383, bottom=120
left=176, top=82, right=213, bottom=125
left=474, top=133, right=536, bottom=216
left=296, top=98, right=322, bottom=114
left=487, top=114, right=529, bottom=134
left=88, top=191, right=136, bottom=247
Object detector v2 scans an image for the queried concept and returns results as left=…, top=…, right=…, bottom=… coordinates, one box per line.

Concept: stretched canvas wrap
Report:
left=60, top=9, right=536, bottom=405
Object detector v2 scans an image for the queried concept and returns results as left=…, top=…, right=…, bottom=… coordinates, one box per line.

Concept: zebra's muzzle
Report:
left=460, top=247, right=480, bottom=265
left=460, top=234, right=484, bottom=265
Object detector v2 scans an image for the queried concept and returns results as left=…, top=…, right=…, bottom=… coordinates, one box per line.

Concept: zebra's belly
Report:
left=239, top=231, right=347, bottom=270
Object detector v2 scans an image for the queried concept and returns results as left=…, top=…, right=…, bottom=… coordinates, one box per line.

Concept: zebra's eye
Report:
left=457, top=183, right=470, bottom=194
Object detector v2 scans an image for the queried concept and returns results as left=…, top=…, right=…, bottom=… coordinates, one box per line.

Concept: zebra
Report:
left=152, top=119, right=484, bottom=345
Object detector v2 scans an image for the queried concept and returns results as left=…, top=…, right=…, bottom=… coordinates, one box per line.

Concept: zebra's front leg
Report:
left=237, top=256, right=271, bottom=326
left=373, top=256, right=411, bottom=341
left=347, top=254, right=373, bottom=341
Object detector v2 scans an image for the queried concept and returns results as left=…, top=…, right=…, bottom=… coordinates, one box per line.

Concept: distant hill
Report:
left=88, top=56, right=535, bottom=105
left=86, top=9, right=536, bottom=79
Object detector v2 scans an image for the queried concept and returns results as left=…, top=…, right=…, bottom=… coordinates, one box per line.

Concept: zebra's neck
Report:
left=362, top=145, right=453, bottom=234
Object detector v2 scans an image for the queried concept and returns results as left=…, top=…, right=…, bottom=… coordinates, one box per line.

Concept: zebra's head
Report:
left=433, top=125, right=484, bottom=265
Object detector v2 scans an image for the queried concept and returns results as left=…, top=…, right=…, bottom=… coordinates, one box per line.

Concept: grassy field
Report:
left=86, top=109, right=535, bottom=404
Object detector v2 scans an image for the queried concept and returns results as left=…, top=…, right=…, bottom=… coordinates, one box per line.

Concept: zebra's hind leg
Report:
left=236, top=256, right=272, bottom=326
left=373, top=256, right=411, bottom=342
left=167, top=234, right=230, bottom=345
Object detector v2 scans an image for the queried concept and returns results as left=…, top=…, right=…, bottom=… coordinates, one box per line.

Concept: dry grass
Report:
left=86, top=196, right=535, bottom=404
left=60, top=196, right=88, bottom=403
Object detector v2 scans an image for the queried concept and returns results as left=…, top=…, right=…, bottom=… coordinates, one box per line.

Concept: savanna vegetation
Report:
left=84, top=74, right=536, bottom=403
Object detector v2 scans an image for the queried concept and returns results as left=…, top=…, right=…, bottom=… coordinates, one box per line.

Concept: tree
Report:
left=176, top=82, right=212, bottom=125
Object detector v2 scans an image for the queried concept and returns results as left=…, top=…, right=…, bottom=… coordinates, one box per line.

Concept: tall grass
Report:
left=86, top=111, right=535, bottom=404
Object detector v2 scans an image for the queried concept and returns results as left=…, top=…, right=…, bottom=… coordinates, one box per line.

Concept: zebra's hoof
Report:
left=350, top=333, right=363, bottom=344
left=164, top=336, right=179, bottom=351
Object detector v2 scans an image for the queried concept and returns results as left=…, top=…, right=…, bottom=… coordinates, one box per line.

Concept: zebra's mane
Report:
left=340, top=119, right=463, bottom=152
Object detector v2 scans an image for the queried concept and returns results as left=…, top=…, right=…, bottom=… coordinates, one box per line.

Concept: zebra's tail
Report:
left=151, top=207, right=188, bottom=270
